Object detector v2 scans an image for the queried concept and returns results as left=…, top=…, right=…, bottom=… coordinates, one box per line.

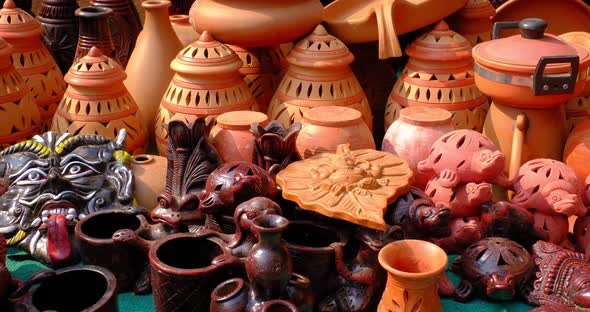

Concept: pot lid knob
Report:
left=519, top=18, right=547, bottom=39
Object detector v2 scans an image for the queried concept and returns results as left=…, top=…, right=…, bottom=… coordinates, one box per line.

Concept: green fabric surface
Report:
left=6, top=249, right=533, bottom=311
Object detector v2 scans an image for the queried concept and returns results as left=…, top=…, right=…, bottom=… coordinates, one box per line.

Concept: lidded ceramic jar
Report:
left=268, top=25, right=373, bottom=130
left=384, top=20, right=489, bottom=132
left=559, top=31, right=590, bottom=131
left=0, top=37, right=40, bottom=148
left=0, top=0, right=66, bottom=131
left=154, top=31, right=257, bottom=156
left=209, top=111, right=269, bottom=163
left=447, top=0, right=496, bottom=46
left=51, top=47, right=147, bottom=154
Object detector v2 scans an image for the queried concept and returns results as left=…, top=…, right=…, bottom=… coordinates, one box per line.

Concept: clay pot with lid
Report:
left=210, top=111, right=269, bottom=163
left=268, top=25, right=373, bottom=130
left=559, top=31, right=590, bottom=131
left=170, top=14, right=199, bottom=47
left=74, top=6, right=117, bottom=62
left=447, top=0, right=496, bottom=46
left=0, top=0, right=66, bottom=131
left=384, top=21, right=490, bottom=132
left=51, top=47, right=148, bottom=154
left=296, top=106, right=375, bottom=159
left=154, top=31, right=257, bottom=156
left=130, top=154, right=167, bottom=210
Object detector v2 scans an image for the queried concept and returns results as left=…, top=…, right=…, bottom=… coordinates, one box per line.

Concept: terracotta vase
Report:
left=154, top=31, right=257, bottom=156
left=268, top=25, right=373, bottom=130
left=564, top=118, right=590, bottom=182
left=89, top=0, right=142, bottom=68
left=296, top=106, right=375, bottom=159
left=0, top=37, right=40, bottom=148
left=251, top=120, right=301, bottom=174
left=125, top=0, right=183, bottom=144
left=170, top=14, right=198, bottom=47
left=382, top=106, right=456, bottom=189
left=51, top=47, right=148, bottom=154
left=210, top=111, right=269, bottom=163
left=384, top=20, right=490, bottom=133
left=210, top=278, right=250, bottom=312
left=188, top=0, right=323, bottom=47
left=36, top=0, right=79, bottom=75
left=560, top=32, right=590, bottom=132
left=0, top=0, right=66, bottom=132
left=74, top=6, right=117, bottom=62
left=130, top=154, right=167, bottom=210
left=378, top=239, right=447, bottom=312
left=447, top=0, right=496, bottom=46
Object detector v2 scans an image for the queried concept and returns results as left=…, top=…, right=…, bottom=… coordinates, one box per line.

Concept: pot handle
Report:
left=211, top=253, right=239, bottom=268
left=492, top=21, right=519, bottom=40
left=533, top=55, right=579, bottom=96
left=9, top=270, right=56, bottom=300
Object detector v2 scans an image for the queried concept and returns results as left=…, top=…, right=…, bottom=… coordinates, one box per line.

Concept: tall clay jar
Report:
left=130, top=154, right=167, bottom=210
left=378, top=239, right=447, bottom=312
left=170, top=14, right=198, bottom=47
left=296, top=106, right=375, bottom=159
left=209, top=111, right=269, bottom=163
left=382, top=107, right=456, bottom=189
left=74, top=6, right=117, bottom=62
left=125, top=0, right=183, bottom=143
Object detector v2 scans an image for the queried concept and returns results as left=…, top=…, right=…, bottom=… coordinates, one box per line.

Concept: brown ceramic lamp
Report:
left=170, top=14, right=198, bottom=47
left=447, top=0, right=496, bottom=46
left=385, top=21, right=490, bottom=133
left=268, top=25, right=373, bottom=130
left=154, top=31, right=257, bottom=156
left=209, top=111, right=269, bottom=163
left=51, top=47, right=148, bottom=154
left=559, top=31, right=590, bottom=131
left=0, top=0, right=66, bottom=131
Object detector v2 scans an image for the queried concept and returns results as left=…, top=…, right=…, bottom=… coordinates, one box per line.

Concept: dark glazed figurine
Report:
left=451, top=237, right=534, bottom=302
left=0, top=130, right=134, bottom=267
left=151, top=119, right=221, bottom=229
left=251, top=121, right=301, bottom=176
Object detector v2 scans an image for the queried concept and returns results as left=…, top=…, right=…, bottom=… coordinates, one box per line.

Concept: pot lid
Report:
left=0, top=0, right=43, bottom=39
left=473, top=18, right=590, bottom=74
left=171, top=31, right=242, bottom=76
left=216, top=111, right=269, bottom=130
left=287, top=25, right=354, bottom=68
left=65, top=46, right=126, bottom=87
left=406, top=21, right=472, bottom=62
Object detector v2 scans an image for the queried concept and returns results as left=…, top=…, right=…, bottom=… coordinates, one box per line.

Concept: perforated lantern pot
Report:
left=384, top=20, right=490, bottom=132
left=268, top=25, right=373, bottom=130
left=51, top=47, right=147, bottom=154
left=0, top=0, right=66, bottom=131
left=447, top=0, right=496, bottom=47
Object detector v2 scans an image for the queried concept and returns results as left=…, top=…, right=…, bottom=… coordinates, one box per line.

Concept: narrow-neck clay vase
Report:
left=74, top=6, right=117, bottom=63
left=125, top=0, right=183, bottom=144
left=130, top=154, right=167, bottom=210
left=209, top=111, right=269, bottom=163
left=170, top=14, right=198, bottom=47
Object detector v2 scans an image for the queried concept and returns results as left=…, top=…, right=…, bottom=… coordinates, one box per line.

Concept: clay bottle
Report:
left=170, top=14, right=198, bottom=47
left=74, top=6, right=117, bottom=62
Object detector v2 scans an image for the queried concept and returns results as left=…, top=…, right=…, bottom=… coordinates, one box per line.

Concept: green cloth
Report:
left=6, top=249, right=533, bottom=311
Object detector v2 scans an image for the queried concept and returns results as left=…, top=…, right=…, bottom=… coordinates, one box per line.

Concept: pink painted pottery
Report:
left=188, top=0, right=323, bottom=47
left=447, top=0, right=496, bottom=46
left=170, top=14, right=199, bottom=47
left=51, top=47, right=147, bottom=154
left=296, top=106, right=375, bottom=159
left=382, top=106, right=456, bottom=189
left=154, top=31, right=257, bottom=156
left=130, top=154, right=167, bottom=210
left=560, top=32, right=590, bottom=131
left=209, top=111, right=269, bottom=163
left=564, top=118, right=590, bottom=182
left=268, top=25, right=373, bottom=130
left=0, top=0, right=66, bottom=132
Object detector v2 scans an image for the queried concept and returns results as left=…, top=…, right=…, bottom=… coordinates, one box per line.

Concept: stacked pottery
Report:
left=268, top=25, right=373, bottom=130
left=209, top=111, right=269, bottom=163
left=0, top=37, right=40, bottom=148
left=170, top=14, right=198, bottom=47
left=384, top=20, right=489, bottom=132
left=559, top=31, right=590, bottom=131
left=74, top=6, right=117, bottom=62
left=51, top=47, right=147, bottom=154
left=447, top=0, right=496, bottom=46
left=0, top=0, right=66, bottom=131
left=154, top=31, right=257, bottom=156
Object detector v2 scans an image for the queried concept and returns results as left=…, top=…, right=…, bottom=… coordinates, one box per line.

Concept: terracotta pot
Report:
left=384, top=21, right=490, bottom=133
left=258, top=300, right=298, bottom=312
left=377, top=239, right=447, bottom=312
left=51, top=47, right=148, bottom=154
left=170, top=14, right=198, bottom=47
left=210, top=111, right=269, bottom=163
left=154, top=31, right=257, bottom=156
left=130, top=154, right=167, bottom=210
left=188, top=0, right=323, bottom=47
left=0, top=37, right=40, bottom=148
left=447, top=0, right=496, bottom=46
left=74, top=7, right=117, bottom=62
left=0, top=0, right=66, bottom=132
left=565, top=118, right=590, bottom=182
left=296, top=106, right=375, bottom=159
left=125, top=0, right=183, bottom=144
left=560, top=32, right=590, bottom=131
left=268, top=25, right=373, bottom=130
left=210, top=278, right=250, bottom=312
left=382, top=106, right=456, bottom=189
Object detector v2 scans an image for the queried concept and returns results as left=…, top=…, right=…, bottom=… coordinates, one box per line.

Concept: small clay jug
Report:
left=382, top=107, right=456, bottom=189
left=74, top=6, right=117, bottom=62
left=170, top=14, right=198, bottom=47
left=130, top=154, right=167, bottom=210
left=296, top=106, right=375, bottom=159
left=210, top=278, right=250, bottom=312
left=378, top=239, right=447, bottom=312
left=210, top=111, right=269, bottom=163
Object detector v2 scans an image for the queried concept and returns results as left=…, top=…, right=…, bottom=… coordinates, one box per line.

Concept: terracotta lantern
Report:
left=0, top=0, right=66, bottom=131
left=268, top=25, right=373, bottom=130
left=384, top=20, right=489, bottom=132
left=51, top=47, right=147, bottom=154
left=447, top=0, right=496, bottom=46
left=0, top=37, right=40, bottom=148
left=154, top=31, right=257, bottom=156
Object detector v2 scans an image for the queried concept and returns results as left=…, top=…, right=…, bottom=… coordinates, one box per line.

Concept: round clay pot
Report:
left=130, top=154, right=167, bottom=210
left=382, top=107, right=456, bottom=189
left=210, top=278, right=249, bottom=312
left=296, top=106, right=375, bottom=159
left=170, top=14, right=199, bottom=47
left=210, top=111, right=269, bottom=163
left=188, top=0, right=323, bottom=47
left=564, top=118, right=590, bottom=182
left=377, top=239, right=447, bottom=312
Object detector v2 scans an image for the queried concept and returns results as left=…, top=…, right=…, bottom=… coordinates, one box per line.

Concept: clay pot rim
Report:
left=261, top=299, right=298, bottom=311
left=283, top=220, right=348, bottom=253
left=251, top=214, right=289, bottom=234
left=378, top=239, right=448, bottom=278
left=211, top=278, right=245, bottom=302
left=132, top=154, right=155, bottom=165
left=399, top=107, right=453, bottom=126
left=216, top=111, right=269, bottom=130
left=75, top=6, right=113, bottom=18
left=75, top=209, right=144, bottom=244
left=302, top=106, right=362, bottom=127
left=142, top=0, right=171, bottom=10
left=169, top=14, right=189, bottom=23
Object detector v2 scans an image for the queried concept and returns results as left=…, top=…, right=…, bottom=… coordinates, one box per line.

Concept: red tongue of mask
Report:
left=47, top=214, right=72, bottom=264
